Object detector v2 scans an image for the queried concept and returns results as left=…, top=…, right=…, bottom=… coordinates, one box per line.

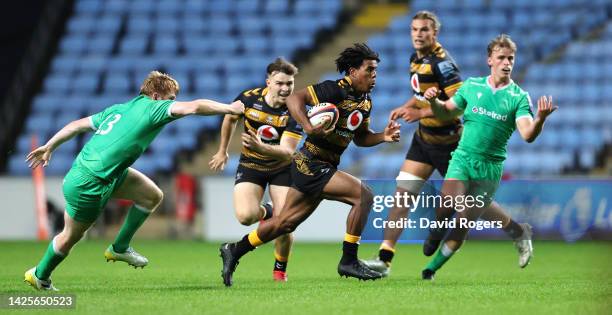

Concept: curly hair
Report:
left=335, top=43, right=380, bottom=75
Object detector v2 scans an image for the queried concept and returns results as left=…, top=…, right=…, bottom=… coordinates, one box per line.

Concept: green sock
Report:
left=112, top=205, right=151, bottom=253
left=35, top=238, right=66, bottom=280
left=425, top=244, right=455, bottom=272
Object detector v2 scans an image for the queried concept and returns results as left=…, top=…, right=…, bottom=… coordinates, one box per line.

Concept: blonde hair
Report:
left=487, top=34, right=517, bottom=56
left=413, top=10, right=441, bottom=32
left=139, top=71, right=179, bottom=97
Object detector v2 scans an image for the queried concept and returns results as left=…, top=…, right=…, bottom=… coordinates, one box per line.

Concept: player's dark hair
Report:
left=266, top=57, right=298, bottom=76
left=413, top=10, right=441, bottom=32
left=335, top=43, right=380, bottom=75
left=487, top=34, right=517, bottom=56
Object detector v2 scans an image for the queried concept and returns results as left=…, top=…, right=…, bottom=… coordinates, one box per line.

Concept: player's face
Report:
left=350, top=59, right=378, bottom=93
left=411, top=18, right=437, bottom=52
left=488, top=46, right=515, bottom=81
left=266, top=71, right=294, bottom=106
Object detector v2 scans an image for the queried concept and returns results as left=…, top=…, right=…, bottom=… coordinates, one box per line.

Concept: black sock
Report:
left=231, top=235, right=256, bottom=258
left=379, top=249, right=394, bottom=264
left=274, top=259, right=287, bottom=272
left=262, top=203, right=273, bottom=220
left=503, top=220, right=524, bottom=239
left=430, top=226, right=448, bottom=240
left=340, top=241, right=358, bottom=264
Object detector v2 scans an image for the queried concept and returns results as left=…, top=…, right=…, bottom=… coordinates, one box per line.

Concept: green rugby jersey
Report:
left=452, top=76, right=533, bottom=161
left=75, top=95, right=177, bottom=180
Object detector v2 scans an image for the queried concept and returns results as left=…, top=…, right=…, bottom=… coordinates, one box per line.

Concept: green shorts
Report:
left=63, top=165, right=129, bottom=223
left=445, top=149, right=503, bottom=206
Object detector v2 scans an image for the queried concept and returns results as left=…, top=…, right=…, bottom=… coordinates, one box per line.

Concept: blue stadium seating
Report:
left=10, top=0, right=609, bottom=177
left=336, top=0, right=611, bottom=178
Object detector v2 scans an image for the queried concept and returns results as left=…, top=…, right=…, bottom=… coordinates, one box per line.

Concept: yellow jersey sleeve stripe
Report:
left=282, top=131, right=303, bottom=140
left=307, top=85, right=320, bottom=104
left=443, top=81, right=463, bottom=95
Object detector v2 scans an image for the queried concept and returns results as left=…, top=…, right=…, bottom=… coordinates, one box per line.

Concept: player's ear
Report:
left=487, top=57, right=492, bottom=68
left=151, top=92, right=160, bottom=100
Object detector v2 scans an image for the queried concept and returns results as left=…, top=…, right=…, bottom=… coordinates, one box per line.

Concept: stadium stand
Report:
left=6, top=0, right=610, bottom=178
left=355, top=0, right=611, bottom=178
left=8, top=0, right=343, bottom=176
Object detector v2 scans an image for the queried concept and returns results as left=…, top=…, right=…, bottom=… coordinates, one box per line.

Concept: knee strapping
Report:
left=395, top=171, right=425, bottom=194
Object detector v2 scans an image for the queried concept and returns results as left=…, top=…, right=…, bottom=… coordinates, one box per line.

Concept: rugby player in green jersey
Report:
left=420, top=34, right=557, bottom=280
left=24, top=71, right=244, bottom=290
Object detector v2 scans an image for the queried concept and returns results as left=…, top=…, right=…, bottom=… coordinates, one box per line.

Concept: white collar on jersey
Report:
left=486, top=75, right=513, bottom=94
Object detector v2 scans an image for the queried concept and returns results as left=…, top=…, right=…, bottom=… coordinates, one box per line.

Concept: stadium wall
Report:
left=1, top=177, right=610, bottom=241
left=0, top=177, right=351, bottom=241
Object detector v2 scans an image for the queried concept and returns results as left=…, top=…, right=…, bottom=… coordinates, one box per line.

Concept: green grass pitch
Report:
left=1, top=240, right=610, bottom=314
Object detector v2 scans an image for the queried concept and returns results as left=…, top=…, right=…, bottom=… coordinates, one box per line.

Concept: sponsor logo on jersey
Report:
left=411, top=73, right=420, bottom=92
left=249, top=111, right=260, bottom=119
left=472, top=106, right=508, bottom=121
left=257, top=125, right=279, bottom=141
left=346, top=110, right=363, bottom=131
left=437, top=60, right=456, bottom=78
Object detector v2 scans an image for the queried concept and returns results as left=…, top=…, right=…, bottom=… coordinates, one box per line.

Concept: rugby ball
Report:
left=307, top=103, right=339, bottom=129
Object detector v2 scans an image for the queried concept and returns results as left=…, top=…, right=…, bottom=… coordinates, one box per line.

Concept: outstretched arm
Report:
left=353, top=120, right=401, bottom=147
left=26, top=117, right=92, bottom=168
left=424, top=87, right=463, bottom=120
left=389, top=96, right=435, bottom=123
left=516, top=95, right=557, bottom=143
left=171, top=99, right=244, bottom=117
left=209, top=114, right=241, bottom=172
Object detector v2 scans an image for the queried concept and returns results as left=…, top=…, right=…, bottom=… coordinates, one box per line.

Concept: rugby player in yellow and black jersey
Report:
left=219, top=44, right=401, bottom=286
left=209, top=58, right=302, bottom=282
left=362, top=11, right=534, bottom=277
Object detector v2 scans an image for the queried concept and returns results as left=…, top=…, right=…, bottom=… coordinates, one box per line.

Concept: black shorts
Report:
left=290, top=152, right=337, bottom=195
left=234, top=164, right=292, bottom=188
left=405, top=132, right=458, bottom=176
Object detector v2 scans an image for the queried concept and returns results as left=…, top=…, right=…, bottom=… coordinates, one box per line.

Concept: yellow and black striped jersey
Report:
left=234, top=87, right=303, bottom=171
left=304, top=76, right=372, bottom=166
left=410, top=42, right=463, bottom=144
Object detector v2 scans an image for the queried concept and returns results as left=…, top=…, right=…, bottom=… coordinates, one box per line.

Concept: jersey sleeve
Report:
left=434, top=57, right=462, bottom=96
left=515, top=92, right=534, bottom=121
left=283, top=117, right=303, bottom=140
left=149, top=100, right=178, bottom=125
left=89, top=105, right=117, bottom=131
left=306, top=80, right=346, bottom=105
left=451, top=80, right=470, bottom=111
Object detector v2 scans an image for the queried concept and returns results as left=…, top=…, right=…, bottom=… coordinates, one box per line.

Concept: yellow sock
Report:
left=344, top=233, right=360, bottom=244
left=248, top=230, right=264, bottom=247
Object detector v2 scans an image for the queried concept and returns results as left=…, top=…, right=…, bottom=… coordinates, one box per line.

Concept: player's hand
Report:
left=389, top=106, right=407, bottom=121
left=423, top=87, right=440, bottom=101
left=383, top=120, right=401, bottom=142
left=241, top=129, right=264, bottom=152
left=26, top=145, right=52, bottom=168
left=399, top=107, right=424, bottom=123
left=536, top=95, right=557, bottom=120
left=228, top=100, right=245, bottom=115
left=305, top=117, right=335, bottom=138
left=208, top=150, right=229, bottom=172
